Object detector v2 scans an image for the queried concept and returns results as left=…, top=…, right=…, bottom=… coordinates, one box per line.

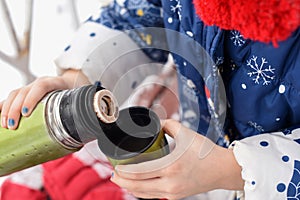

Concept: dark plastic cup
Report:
left=97, top=106, right=169, bottom=166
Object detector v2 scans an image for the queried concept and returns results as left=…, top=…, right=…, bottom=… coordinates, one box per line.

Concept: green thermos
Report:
left=0, top=83, right=169, bottom=176
left=0, top=83, right=119, bottom=176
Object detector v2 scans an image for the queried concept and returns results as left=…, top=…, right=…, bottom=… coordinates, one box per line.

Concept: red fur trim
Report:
left=193, top=0, right=300, bottom=46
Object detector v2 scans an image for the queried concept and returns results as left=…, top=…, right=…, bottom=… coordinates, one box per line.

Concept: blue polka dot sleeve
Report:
left=230, top=129, right=300, bottom=199
left=54, top=0, right=167, bottom=106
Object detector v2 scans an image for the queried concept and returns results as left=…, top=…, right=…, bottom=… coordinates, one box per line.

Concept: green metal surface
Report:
left=0, top=103, right=77, bottom=176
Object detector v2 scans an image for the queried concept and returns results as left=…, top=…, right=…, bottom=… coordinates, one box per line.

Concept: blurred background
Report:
left=0, top=0, right=112, bottom=100
left=0, top=0, right=111, bottom=186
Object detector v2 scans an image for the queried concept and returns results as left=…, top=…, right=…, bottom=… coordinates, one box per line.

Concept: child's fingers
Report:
left=1, top=89, right=19, bottom=128
left=1, top=76, right=69, bottom=129
left=7, top=87, right=31, bottom=129
left=22, top=81, right=55, bottom=117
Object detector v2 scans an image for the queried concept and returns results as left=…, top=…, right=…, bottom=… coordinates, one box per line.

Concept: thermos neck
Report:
left=45, top=84, right=119, bottom=149
left=45, top=91, right=82, bottom=149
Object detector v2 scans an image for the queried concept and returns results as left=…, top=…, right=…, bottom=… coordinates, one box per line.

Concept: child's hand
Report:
left=0, top=69, right=90, bottom=130
left=0, top=76, right=71, bottom=130
left=111, top=119, right=244, bottom=199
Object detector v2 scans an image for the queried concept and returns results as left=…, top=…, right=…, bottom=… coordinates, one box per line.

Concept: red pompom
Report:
left=193, top=0, right=300, bottom=46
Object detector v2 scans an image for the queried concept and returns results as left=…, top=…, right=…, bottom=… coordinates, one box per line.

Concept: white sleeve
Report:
left=54, top=21, right=161, bottom=104
left=230, top=129, right=300, bottom=199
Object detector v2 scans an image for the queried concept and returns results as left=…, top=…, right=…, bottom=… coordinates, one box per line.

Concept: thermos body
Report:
left=0, top=97, right=78, bottom=176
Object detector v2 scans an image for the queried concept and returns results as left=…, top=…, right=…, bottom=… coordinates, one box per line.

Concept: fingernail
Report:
left=8, top=118, right=15, bottom=128
left=111, top=172, right=114, bottom=178
left=22, top=107, right=29, bottom=115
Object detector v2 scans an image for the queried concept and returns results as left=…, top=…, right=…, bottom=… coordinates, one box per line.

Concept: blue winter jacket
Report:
left=87, top=0, right=300, bottom=147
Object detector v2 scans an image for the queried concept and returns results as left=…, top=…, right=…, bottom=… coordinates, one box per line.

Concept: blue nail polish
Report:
left=111, top=172, right=114, bottom=178
left=22, top=107, right=29, bottom=114
left=8, top=119, right=15, bottom=127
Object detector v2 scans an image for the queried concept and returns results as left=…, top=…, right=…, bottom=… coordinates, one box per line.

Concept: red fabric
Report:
left=193, top=0, right=300, bottom=46
left=42, top=154, right=125, bottom=200
left=1, top=181, right=46, bottom=200
left=81, top=181, right=126, bottom=200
